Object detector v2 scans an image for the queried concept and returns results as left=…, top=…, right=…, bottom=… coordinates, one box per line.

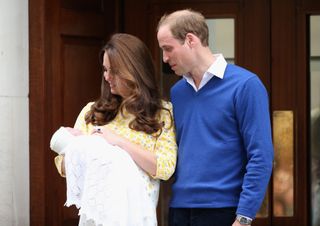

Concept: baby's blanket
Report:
left=63, top=135, right=157, bottom=226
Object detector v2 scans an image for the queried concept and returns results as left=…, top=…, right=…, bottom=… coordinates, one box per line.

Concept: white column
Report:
left=0, top=0, right=29, bottom=225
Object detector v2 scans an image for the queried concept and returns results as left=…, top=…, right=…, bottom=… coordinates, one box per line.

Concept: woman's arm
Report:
left=96, top=127, right=158, bottom=176
left=96, top=101, right=177, bottom=180
left=54, top=154, right=66, bottom=177
left=151, top=102, right=177, bottom=180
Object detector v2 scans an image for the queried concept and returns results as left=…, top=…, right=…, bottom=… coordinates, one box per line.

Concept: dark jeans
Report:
left=169, top=207, right=237, bottom=226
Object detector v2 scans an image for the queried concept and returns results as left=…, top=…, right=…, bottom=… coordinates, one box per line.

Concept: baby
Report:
left=50, top=127, right=157, bottom=226
left=50, top=126, right=81, bottom=154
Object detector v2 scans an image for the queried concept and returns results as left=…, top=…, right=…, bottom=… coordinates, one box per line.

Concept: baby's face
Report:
left=66, top=127, right=83, bottom=136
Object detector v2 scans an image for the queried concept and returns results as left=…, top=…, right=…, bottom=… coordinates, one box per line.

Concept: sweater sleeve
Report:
left=153, top=101, right=177, bottom=180
left=235, top=77, right=274, bottom=218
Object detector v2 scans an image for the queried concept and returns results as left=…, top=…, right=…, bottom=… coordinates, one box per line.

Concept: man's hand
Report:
left=232, top=219, right=251, bottom=226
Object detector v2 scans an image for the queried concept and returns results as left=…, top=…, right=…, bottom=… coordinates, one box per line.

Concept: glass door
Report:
left=310, top=15, right=320, bottom=226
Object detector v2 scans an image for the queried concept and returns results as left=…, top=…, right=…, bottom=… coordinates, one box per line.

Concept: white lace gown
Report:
left=63, top=135, right=158, bottom=226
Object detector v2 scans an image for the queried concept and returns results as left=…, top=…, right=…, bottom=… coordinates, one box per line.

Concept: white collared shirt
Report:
left=183, top=53, right=227, bottom=91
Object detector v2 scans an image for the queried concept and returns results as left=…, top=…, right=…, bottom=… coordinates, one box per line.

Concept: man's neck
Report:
left=190, top=53, right=216, bottom=88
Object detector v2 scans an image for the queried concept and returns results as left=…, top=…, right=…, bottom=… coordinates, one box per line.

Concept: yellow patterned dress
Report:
left=55, top=100, right=177, bottom=206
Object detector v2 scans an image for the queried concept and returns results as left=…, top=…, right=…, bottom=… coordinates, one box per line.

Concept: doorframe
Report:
left=29, top=0, right=48, bottom=224
left=296, top=2, right=320, bottom=226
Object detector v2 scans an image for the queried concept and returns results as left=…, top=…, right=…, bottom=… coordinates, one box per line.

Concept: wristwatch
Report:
left=236, top=215, right=252, bottom=225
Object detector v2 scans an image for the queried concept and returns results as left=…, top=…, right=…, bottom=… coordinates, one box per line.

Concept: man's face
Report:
left=157, top=25, right=190, bottom=76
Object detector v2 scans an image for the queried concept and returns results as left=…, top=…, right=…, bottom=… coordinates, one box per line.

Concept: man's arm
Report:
left=235, top=77, right=274, bottom=219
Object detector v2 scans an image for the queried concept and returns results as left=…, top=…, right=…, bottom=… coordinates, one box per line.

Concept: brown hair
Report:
left=85, top=33, right=171, bottom=135
left=157, top=9, right=209, bottom=46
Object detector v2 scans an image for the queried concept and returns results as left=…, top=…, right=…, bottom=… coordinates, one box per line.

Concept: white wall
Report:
left=0, top=0, right=29, bottom=225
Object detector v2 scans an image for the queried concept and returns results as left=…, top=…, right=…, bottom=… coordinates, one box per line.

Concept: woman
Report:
left=54, top=33, right=177, bottom=226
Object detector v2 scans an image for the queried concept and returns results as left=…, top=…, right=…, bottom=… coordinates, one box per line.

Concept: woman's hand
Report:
left=92, top=126, right=124, bottom=146
left=92, top=126, right=157, bottom=176
left=61, top=154, right=66, bottom=177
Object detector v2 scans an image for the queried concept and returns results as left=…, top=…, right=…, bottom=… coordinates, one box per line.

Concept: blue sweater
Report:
left=170, top=64, right=274, bottom=218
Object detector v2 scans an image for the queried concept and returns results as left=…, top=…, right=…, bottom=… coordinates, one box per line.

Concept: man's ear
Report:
left=185, top=33, right=198, bottom=47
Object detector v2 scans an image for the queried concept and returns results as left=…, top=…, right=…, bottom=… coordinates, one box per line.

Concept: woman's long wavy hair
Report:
left=85, top=33, right=171, bottom=135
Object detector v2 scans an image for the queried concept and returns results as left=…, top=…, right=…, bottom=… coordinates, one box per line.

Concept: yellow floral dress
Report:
left=55, top=100, right=177, bottom=205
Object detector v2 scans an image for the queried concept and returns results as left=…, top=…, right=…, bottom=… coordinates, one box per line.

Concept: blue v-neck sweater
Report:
left=170, top=64, right=274, bottom=219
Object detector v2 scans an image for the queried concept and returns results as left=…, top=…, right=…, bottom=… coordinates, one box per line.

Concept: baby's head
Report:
left=50, top=127, right=75, bottom=154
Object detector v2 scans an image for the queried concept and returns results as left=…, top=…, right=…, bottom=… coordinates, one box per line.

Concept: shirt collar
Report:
left=183, top=53, right=227, bottom=91
left=207, top=53, right=227, bottom=79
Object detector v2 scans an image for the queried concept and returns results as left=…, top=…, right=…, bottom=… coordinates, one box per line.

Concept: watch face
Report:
left=237, top=216, right=252, bottom=225
left=240, top=218, right=249, bottom=224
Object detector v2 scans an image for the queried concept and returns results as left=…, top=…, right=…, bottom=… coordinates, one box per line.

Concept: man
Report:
left=157, top=9, right=274, bottom=226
